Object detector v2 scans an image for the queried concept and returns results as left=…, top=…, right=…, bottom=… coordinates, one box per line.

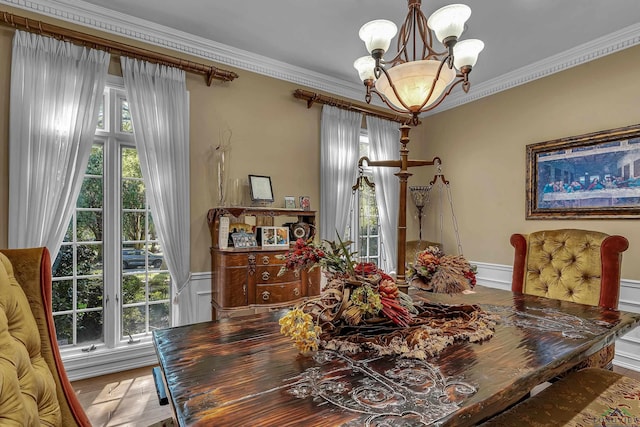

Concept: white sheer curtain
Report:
left=366, top=116, right=400, bottom=274
left=8, top=30, right=109, bottom=257
left=320, top=105, right=362, bottom=242
left=120, top=58, right=192, bottom=325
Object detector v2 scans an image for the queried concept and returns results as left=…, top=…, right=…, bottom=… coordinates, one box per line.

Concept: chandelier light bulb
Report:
left=427, top=4, right=471, bottom=44
left=353, top=56, right=377, bottom=82
left=359, top=19, right=398, bottom=54
left=453, top=39, right=484, bottom=70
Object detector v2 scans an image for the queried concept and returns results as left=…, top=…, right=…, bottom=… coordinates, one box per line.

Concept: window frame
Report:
left=56, top=77, right=168, bottom=368
left=349, top=130, right=381, bottom=266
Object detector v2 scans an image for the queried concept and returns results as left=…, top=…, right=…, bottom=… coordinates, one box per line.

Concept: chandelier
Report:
left=354, top=0, right=484, bottom=125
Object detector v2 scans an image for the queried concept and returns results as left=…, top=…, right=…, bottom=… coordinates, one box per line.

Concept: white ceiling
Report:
left=5, top=0, right=640, bottom=112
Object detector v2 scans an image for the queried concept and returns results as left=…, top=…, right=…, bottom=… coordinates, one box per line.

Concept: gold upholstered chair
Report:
left=510, top=229, right=629, bottom=369
left=0, top=247, right=91, bottom=426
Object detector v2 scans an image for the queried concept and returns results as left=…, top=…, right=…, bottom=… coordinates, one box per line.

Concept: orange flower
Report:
left=417, top=252, right=440, bottom=267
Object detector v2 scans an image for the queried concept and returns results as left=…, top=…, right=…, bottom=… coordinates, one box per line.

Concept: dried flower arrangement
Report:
left=407, top=245, right=477, bottom=294
left=277, top=238, right=495, bottom=359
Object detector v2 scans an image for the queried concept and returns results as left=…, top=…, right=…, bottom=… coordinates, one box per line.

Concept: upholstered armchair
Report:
left=510, top=229, right=629, bottom=369
left=0, top=248, right=91, bottom=426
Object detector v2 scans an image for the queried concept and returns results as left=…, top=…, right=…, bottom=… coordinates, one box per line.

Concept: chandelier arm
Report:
left=368, top=85, right=417, bottom=116
left=415, top=8, right=442, bottom=60
left=414, top=77, right=468, bottom=114
left=411, top=56, right=452, bottom=114
left=387, top=3, right=444, bottom=65
left=397, top=8, right=413, bottom=64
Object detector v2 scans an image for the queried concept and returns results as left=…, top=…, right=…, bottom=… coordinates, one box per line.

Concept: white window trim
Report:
left=60, top=75, right=157, bottom=379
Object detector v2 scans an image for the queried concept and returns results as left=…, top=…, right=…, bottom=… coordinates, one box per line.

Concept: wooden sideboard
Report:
left=207, top=207, right=320, bottom=320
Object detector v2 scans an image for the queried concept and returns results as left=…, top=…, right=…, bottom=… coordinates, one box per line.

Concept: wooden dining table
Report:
left=152, top=285, right=640, bottom=426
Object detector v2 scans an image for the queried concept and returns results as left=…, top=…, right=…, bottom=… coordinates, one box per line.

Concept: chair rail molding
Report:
left=2, top=0, right=640, bottom=114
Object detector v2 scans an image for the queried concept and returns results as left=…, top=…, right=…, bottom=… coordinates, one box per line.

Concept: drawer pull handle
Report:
left=262, top=271, right=270, bottom=281
left=293, top=287, right=300, bottom=296
left=243, top=284, right=247, bottom=296
left=294, top=270, right=300, bottom=278
left=262, top=256, right=270, bottom=265
left=262, top=291, right=270, bottom=301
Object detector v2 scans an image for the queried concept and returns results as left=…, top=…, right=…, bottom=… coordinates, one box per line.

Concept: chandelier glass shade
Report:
left=354, top=0, right=484, bottom=124
left=374, top=59, right=456, bottom=112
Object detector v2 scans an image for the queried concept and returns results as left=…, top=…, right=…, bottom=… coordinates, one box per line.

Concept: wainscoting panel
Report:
left=190, top=271, right=213, bottom=323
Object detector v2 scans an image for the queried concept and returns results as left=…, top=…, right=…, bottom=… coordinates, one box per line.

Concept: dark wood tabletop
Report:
left=153, top=285, right=640, bottom=426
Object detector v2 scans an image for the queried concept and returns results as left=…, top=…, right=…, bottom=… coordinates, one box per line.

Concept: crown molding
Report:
left=0, top=0, right=366, bottom=100
left=3, top=0, right=640, bottom=115
left=435, top=22, right=640, bottom=114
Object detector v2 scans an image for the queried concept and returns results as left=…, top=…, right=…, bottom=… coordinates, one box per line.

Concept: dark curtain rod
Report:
left=293, top=89, right=416, bottom=125
left=0, top=10, right=238, bottom=86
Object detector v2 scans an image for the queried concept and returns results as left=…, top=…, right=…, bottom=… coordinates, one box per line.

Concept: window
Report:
left=52, top=84, right=171, bottom=352
left=349, top=131, right=381, bottom=266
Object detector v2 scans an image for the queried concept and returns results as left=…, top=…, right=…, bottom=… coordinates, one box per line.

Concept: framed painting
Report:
left=526, top=124, right=640, bottom=219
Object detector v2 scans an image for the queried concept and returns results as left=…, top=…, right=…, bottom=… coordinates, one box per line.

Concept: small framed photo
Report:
left=299, top=196, right=310, bottom=211
left=284, top=196, right=296, bottom=209
left=231, top=231, right=258, bottom=248
left=248, top=175, right=274, bottom=203
left=260, top=226, right=289, bottom=248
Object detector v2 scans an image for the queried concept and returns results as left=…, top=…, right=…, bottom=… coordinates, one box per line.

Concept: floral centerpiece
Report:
left=277, top=238, right=496, bottom=360
left=407, top=245, right=477, bottom=294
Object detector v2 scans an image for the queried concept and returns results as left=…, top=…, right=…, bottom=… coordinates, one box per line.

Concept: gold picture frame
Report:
left=526, top=123, right=640, bottom=219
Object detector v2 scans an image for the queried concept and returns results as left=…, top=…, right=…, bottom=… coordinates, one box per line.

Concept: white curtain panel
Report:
left=8, top=30, right=109, bottom=256
left=320, top=105, right=362, bottom=242
left=120, top=57, right=192, bottom=325
left=366, top=116, right=400, bottom=274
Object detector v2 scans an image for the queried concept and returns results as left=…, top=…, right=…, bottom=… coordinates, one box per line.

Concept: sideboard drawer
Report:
left=255, top=252, right=285, bottom=266
left=254, top=265, right=300, bottom=284
left=256, top=282, right=303, bottom=305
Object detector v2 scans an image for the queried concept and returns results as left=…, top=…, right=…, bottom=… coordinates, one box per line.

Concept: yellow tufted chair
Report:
left=510, top=229, right=629, bottom=370
left=0, top=247, right=91, bottom=426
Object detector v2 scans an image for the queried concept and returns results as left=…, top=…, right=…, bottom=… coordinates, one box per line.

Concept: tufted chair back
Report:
left=0, top=247, right=91, bottom=426
left=510, top=230, right=628, bottom=371
left=510, top=229, right=628, bottom=310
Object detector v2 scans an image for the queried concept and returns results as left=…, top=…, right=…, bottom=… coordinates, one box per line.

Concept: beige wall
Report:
left=0, top=6, right=330, bottom=273
left=187, top=72, right=323, bottom=272
left=407, top=45, right=640, bottom=279
left=2, top=5, right=640, bottom=279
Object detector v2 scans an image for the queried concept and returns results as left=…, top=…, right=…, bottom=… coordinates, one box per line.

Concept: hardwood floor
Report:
left=72, top=365, right=174, bottom=427
left=73, top=364, right=640, bottom=427
left=613, top=364, right=640, bottom=380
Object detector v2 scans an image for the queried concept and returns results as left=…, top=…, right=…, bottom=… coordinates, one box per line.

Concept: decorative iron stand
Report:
left=355, top=124, right=441, bottom=293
